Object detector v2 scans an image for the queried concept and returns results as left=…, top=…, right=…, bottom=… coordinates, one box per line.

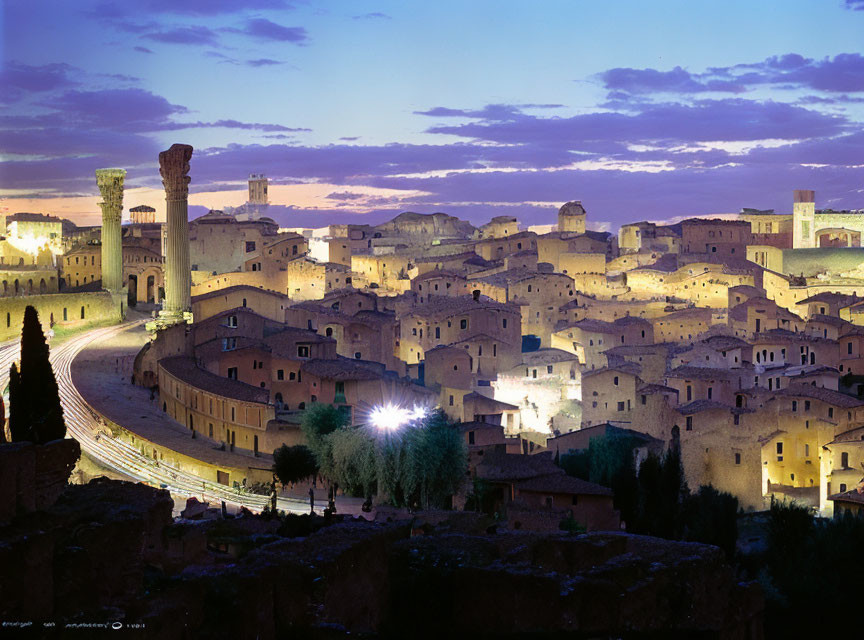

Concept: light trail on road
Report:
left=7, top=320, right=318, bottom=515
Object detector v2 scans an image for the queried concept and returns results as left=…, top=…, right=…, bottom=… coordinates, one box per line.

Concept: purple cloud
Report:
left=233, top=18, right=308, bottom=43
left=246, top=58, right=285, bottom=67
left=339, top=136, right=360, bottom=141
left=603, top=53, right=864, bottom=96
left=326, top=191, right=366, bottom=200
left=143, top=25, right=220, bottom=46
left=426, top=99, right=847, bottom=145
left=846, top=0, right=864, bottom=9
left=353, top=12, right=391, bottom=20
left=133, top=46, right=154, bottom=54
left=0, top=61, right=77, bottom=103
left=416, top=103, right=564, bottom=120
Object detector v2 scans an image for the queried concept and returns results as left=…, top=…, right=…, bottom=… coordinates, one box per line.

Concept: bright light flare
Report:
left=369, top=403, right=428, bottom=431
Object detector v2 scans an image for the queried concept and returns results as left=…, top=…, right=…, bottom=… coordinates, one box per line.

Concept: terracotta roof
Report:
left=806, top=314, right=848, bottom=328
left=676, top=400, right=732, bottom=415
left=192, top=284, right=287, bottom=303
left=798, top=292, right=862, bottom=306
left=463, top=392, right=518, bottom=413
left=403, top=294, right=517, bottom=319
left=638, top=383, right=679, bottom=395
left=300, top=357, right=385, bottom=381
left=412, top=269, right=467, bottom=282
left=520, top=348, right=580, bottom=365
left=475, top=449, right=560, bottom=482
left=517, top=473, right=612, bottom=497
left=582, top=363, right=641, bottom=379
left=775, top=384, right=864, bottom=408
left=828, top=486, right=864, bottom=505
left=159, top=356, right=270, bottom=404
left=667, top=366, right=734, bottom=381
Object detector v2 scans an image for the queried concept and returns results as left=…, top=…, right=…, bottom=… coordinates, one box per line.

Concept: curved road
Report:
left=2, top=321, right=318, bottom=514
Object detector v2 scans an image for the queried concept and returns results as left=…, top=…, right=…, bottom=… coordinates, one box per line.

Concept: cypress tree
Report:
left=8, top=363, right=32, bottom=442
left=16, top=306, right=66, bottom=444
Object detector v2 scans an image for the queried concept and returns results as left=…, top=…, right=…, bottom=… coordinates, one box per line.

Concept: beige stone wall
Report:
left=0, top=291, right=123, bottom=341
left=0, top=269, right=60, bottom=297
left=559, top=252, right=606, bottom=276
left=159, top=363, right=278, bottom=455
left=582, top=369, right=637, bottom=426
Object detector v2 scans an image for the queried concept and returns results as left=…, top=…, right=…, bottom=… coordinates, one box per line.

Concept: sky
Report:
left=1, top=0, right=863, bottom=229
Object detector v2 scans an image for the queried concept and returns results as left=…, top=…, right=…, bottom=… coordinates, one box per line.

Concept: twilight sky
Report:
left=1, top=0, right=863, bottom=229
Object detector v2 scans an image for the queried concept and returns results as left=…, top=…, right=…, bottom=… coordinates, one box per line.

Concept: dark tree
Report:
left=273, top=444, right=319, bottom=485
left=7, top=363, right=31, bottom=442
left=681, top=485, right=739, bottom=557
left=10, top=306, right=66, bottom=444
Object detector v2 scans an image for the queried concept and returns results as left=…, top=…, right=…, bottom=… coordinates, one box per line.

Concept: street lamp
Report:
left=368, top=403, right=428, bottom=432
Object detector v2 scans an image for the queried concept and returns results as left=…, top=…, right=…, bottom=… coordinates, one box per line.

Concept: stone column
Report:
left=159, top=144, right=194, bottom=321
left=95, top=168, right=126, bottom=293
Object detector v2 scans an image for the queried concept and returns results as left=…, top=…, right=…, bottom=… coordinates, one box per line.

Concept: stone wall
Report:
left=0, top=290, right=124, bottom=341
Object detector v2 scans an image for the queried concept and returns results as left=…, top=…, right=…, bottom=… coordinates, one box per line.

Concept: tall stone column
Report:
left=95, top=168, right=126, bottom=293
left=159, top=144, right=194, bottom=321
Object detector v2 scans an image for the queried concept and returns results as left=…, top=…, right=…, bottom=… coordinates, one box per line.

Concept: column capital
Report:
left=159, top=144, right=194, bottom=200
left=96, top=168, right=126, bottom=223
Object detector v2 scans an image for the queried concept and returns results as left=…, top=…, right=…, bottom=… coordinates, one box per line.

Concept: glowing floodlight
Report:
left=368, top=403, right=428, bottom=431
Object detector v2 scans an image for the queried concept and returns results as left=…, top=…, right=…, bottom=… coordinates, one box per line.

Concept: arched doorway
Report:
left=39, top=278, right=46, bottom=294
left=128, top=274, right=138, bottom=307
left=146, top=275, right=155, bottom=303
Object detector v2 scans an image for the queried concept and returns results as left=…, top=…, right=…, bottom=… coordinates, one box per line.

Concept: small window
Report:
left=297, top=346, right=310, bottom=358
left=686, top=416, right=693, bottom=430
left=227, top=367, right=238, bottom=380
left=227, top=315, right=238, bottom=328
left=468, top=431, right=475, bottom=445
left=277, top=369, right=284, bottom=380
left=734, top=453, right=741, bottom=465
left=617, top=401, right=625, bottom=411
left=460, top=319, right=468, bottom=330
left=449, top=395, right=454, bottom=406
left=613, top=376, right=619, bottom=386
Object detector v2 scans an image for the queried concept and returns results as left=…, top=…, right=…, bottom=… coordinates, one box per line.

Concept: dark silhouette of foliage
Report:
left=10, top=306, right=65, bottom=444
left=7, top=363, right=31, bottom=442
left=681, top=485, right=739, bottom=557
left=272, top=444, right=319, bottom=486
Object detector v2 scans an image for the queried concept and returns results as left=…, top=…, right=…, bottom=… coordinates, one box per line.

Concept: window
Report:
left=849, top=343, right=854, bottom=355
left=617, top=401, right=625, bottom=411
left=227, top=315, right=238, bottom=328
left=532, top=369, right=537, bottom=379
left=502, top=318, right=508, bottom=329
left=449, top=395, right=454, bottom=406
left=245, top=241, right=256, bottom=252
left=435, top=327, right=440, bottom=339
left=297, top=346, right=310, bottom=358
left=776, top=442, right=783, bottom=454
left=735, top=453, right=741, bottom=465
left=792, top=401, right=798, bottom=412
left=686, top=416, right=693, bottom=430
left=334, top=381, right=346, bottom=404
left=354, top=352, right=362, bottom=359
left=829, top=407, right=834, bottom=419
left=222, top=337, right=237, bottom=351
left=613, top=376, right=619, bottom=386
left=460, top=319, right=468, bottom=330
left=227, top=367, right=238, bottom=380
left=842, top=451, right=849, bottom=468
left=547, top=365, right=553, bottom=374
left=841, top=483, right=848, bottom=493
left=277, top=369, right=284, bottom=380
left=804, top=400, right=810, bottom=411
left=80, top=306, right=85, bottom=319
left=707, top=387, right=713, bottom=400
left=641, top=395, right=647, bottom=405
